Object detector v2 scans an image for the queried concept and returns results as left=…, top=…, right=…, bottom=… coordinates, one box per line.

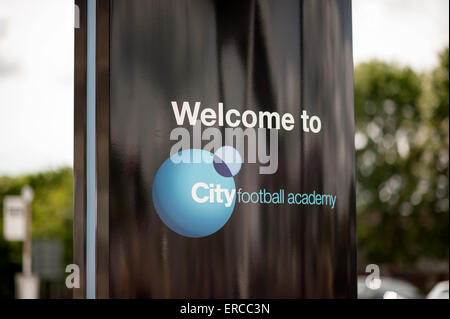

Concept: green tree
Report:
left=0, top=167, right=73, bottom=298
left=355, top=48, right=449, bottom=266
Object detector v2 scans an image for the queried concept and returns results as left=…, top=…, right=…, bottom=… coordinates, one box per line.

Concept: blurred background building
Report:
left=0, top=0, right=448, bottom=298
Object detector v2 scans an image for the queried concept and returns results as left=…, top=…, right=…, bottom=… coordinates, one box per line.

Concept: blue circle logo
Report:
left=152, top=148, right=241, bottom=238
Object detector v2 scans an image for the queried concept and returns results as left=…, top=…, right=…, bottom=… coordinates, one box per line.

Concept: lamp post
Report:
left=14, top=185, right=39, bottom=299
left=21, top=185, right=33, bottom=276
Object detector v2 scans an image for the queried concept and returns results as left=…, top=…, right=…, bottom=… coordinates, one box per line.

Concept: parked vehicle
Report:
left=426, top=281, right=449, bottom=299
left=358, top=276, right=423, bottom=299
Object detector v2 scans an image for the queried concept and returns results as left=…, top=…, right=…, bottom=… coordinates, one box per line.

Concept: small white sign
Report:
left=15, top=274, right=40, bottom=299
left=3, top=196, right=26, bottom=241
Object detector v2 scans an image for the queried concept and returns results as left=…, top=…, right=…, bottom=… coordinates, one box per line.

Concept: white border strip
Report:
left=86, top=0, right=96, bottom=299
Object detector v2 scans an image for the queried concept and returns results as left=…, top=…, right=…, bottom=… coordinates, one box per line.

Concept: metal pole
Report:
left=22, top=201, right=32, bottom=276
left=16, top=185, right=39, bottom=299
left=21, top=186, right=34, bottom=276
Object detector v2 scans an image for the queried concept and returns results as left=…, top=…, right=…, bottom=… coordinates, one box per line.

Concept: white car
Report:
left=358, top=276, right=423, bottom=299
left=426, top=281, right=449, bottom=299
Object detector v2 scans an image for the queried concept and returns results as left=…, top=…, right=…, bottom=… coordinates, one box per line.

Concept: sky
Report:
left=352, top=0, right=449, bottom=69
left=0, top=0, right=449, bottom=176
left=0, top=0, right=73, bottom=176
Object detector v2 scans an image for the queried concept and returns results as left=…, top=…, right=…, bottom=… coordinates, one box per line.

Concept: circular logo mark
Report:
left=213, top=145, right=242, bottom=177
left=152, top=148, right=241, bottom=238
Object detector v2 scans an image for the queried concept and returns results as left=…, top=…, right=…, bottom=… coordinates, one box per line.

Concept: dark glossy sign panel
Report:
left=108, top=0, right=356, bottom=298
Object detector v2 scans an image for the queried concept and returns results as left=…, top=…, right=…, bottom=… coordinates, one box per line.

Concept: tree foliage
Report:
left=355, top=48, right=449, bottom=265
left=0, top=167, right=73, bottom=298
